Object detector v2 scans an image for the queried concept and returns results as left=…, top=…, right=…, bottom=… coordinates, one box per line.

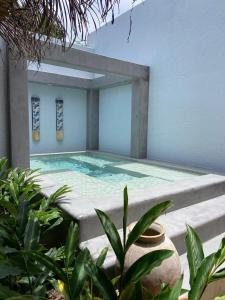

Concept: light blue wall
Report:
left=89, top=0, right=225, bottom=173
left=99, top=85, right=131, bottom=156
left=28, top=83, right=87, bottom=154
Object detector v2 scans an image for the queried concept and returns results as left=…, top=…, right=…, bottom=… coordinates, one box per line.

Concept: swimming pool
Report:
left=30, top=151, right=200, bottom=197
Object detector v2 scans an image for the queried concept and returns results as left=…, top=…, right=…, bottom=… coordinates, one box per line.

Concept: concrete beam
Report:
left=92, top=74, right=131, bottom=89
left=9, top=55, right=30, bottom=168
left=28, top=70, right=132, bottom=90
left=42, top=44, right=149, bottom=80
left=86, top=89, right=99, bottom=150
left=130, top=78, right=149, bottom=159
left=28, top=70, right=92, bottom=90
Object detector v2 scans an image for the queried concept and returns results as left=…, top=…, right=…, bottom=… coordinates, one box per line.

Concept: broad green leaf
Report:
left=209, top=267, right=225, bottom=282
left=125, top=201, right=172, bottom=252
left=214, top=296, right=225, bottom=300
left=185, top=225, right=204, bottom=287
left=65, top=222, right=79, bottom=268
left=24, top=216, right=40, bottom=250
left=156, top=276, right=183, bottom=300
left=34, top=209, right=61, bottom=224
left=70, top=248, right=91, bottom=298
left=123, top=186, right=128, bottom=249
left=25, top=251, right=67, bottom=283
left=122, top=250, right=173, bottom=288
left=189, top=253, right=215, bottom=300
left=85, top=263, right=117, bottom=300
left=17, top=198, right=29, bottom=236
left=95, top=209, right=124, bottom=268
left=96, top=247, right=108, bottom=267
left=214, top=237, right=225, bottom=269
left=0, top=262, right=22, bottom=279
left=111, top=275, right=121, bottom=286
left=8, top=181, right=18, bottom=202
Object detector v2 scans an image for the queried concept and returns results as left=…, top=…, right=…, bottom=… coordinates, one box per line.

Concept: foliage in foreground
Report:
left=0, top=158, right=225, bottom=300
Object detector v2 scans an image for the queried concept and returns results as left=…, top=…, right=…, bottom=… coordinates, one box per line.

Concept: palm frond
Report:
left=0, top=0, right=120, bottom=63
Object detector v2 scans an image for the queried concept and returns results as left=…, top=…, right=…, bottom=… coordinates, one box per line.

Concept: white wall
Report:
left=89, top=0, right=225, bottom=173
left=99, top=85, right=131, bottom=156
left=0, top=39, right=9, bottom=158
left=28, top=83, right=87, bottom=154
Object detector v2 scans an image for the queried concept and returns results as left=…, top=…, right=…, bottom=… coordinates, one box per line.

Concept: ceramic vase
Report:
left=124, top=222, right=181, bottom=296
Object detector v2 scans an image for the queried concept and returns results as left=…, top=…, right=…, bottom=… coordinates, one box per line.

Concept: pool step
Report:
left=38, top=173, right=225, bottom=242
left=80, top=194, right=225, bottom=273
left=73, top=174, right=225, bottom=241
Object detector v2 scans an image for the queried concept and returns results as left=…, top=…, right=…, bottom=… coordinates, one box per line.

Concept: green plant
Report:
left=0, top=158, right=70, bottom=298
left=27, top=187, right=173, bottom=300
left=185, top=225, right=225, bottom=300
left=86, top=186, right=173, bottom=300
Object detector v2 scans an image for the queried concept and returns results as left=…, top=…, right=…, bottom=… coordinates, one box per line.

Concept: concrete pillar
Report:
left=8, top=54, right=30, bottom=168
left=86, top=89, right=99, bottom=150
left=130, top=78, right=149, bottom=159
left=0, top=38, right=10, bottom=160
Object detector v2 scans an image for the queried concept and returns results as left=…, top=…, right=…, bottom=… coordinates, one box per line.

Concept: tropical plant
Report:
left=0, top=0, right=120, bottom=63
left=27, top=187, right=174, bottom=300
left=185, top=225, right=225, bottom=300
left=87, top=187, right=173, bottom=299
left=0, top=158, right=70, bottom=298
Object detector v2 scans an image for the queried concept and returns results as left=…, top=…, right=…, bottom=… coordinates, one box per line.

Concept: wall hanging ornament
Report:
left=56, top=98, right=64, bottom=141
left=31, top=96, right=40, bottom=141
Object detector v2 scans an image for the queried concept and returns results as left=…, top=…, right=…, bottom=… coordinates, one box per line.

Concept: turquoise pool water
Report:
left=30, top=152, right=200, bottom=196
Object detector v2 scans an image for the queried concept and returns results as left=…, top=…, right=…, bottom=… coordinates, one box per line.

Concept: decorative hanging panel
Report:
left=56, top=98, right=64, bottom=141
left=31, top=96, right=40, bottom=141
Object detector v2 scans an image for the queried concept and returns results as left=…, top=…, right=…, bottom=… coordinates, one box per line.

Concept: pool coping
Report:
left=30, top=150, right=209, bottom=175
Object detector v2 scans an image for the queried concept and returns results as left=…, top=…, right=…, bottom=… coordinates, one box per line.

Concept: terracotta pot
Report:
left=124, top=222, right=181, bottom=296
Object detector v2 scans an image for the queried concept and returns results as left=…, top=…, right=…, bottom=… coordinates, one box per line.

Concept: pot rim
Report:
left=128, top=221, right=165, bottom=243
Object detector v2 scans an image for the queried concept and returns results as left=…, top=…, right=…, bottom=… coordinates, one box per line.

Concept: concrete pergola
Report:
left=9, top=45, right=149, bottom=168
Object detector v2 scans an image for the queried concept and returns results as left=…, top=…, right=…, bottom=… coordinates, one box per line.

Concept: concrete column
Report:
left=130, top=78, right=149, bottom=158
left=8, top=54, right=30, bottom=168
left=86, top=89, right=99, bottom=150
left=0, top=38, right=10, bottom=160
